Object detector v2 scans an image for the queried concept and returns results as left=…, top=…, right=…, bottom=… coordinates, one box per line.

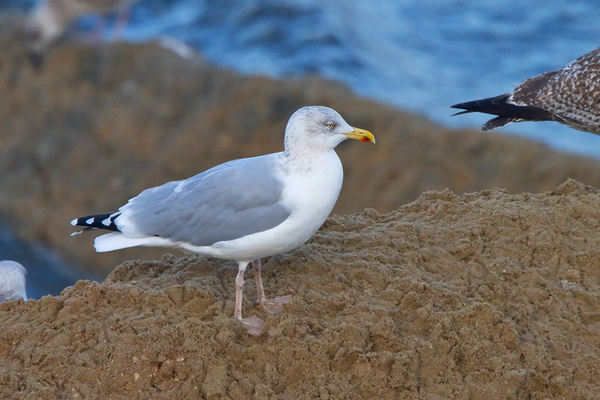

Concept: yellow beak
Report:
left=344, top=127, right=376, bottom=143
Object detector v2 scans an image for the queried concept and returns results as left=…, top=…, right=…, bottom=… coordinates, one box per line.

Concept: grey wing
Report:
left=119, top=154, right=292, bottom=246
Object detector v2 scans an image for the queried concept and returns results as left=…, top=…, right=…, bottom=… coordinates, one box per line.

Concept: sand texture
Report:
left=2, top=180, right=600, bottom=399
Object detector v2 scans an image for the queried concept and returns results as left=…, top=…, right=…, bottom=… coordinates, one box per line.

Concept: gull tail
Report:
left=92, top=232, right=149, bottom=252
left=94, top=232, right=177, bottom=252
left=451, top=94, right=554, bottom=131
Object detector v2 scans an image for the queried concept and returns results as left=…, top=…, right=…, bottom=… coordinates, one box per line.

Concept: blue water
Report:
left=3, top=0, right=600, bottom=296
left=127, top=0, right=600, bottom=157
left=7, top=0, right=600, bottom=157
left=6, top=0, right=600, bottom=155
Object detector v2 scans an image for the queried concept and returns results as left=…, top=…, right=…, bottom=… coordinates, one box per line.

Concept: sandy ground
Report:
left=2, top=179, right=600, bottom=399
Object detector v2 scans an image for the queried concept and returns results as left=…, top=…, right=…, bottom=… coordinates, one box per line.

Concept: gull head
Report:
left=284, top=106, right=375, bottom=153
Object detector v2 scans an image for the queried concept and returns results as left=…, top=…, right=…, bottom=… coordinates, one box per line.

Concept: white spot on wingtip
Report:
left=86, top=218, right=94, bottom=225
left=102, top=218, right=111, bottom=227
left=70, top=218, right=78, bottom=226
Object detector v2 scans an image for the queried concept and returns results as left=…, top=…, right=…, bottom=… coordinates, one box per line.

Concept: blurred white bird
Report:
left=0, top=261, right=28, bottom=303
left=25, top=0, right=138, bottom=66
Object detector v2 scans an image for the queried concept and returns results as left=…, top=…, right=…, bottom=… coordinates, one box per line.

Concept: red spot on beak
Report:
left=361, top=137, right=371, bottom=142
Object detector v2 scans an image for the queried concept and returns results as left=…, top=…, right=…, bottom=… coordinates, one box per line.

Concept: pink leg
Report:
left=235, top=261, right=264, bottom=336
left=252, top=259, right=292, bottom=314
left=233, top=265, right=245, bottom=321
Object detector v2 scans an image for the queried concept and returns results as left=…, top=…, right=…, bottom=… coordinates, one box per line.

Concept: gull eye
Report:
left=326, top=123, right=336, bottom=129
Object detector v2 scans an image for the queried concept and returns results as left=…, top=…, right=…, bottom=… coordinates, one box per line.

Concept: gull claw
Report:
left=260, top=295, right=292, bottom=315
left=241, top=315, right=265, bottom=336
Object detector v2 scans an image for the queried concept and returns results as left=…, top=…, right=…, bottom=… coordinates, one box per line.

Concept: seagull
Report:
left=25, top=0, right=137, bottom=66
left=71, top=106, right=375, bottom=335
left=451, top=47, right=600, bottom=134
left=0, top=261, right=28, bottom=303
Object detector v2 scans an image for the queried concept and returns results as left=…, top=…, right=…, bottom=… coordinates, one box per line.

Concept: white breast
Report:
left=192, top=150, right=344, bottom=261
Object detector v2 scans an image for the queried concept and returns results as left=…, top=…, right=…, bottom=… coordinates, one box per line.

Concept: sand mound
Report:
left=1, top=179, right=600, bottom=398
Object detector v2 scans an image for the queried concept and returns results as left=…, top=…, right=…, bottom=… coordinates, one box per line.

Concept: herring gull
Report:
left=0, top=261, right=28, bottom=303
left=71, top=106, right=375, bottom=335
left=451, top=47, right=600, bottom=134
left=25, top=0, right=138, bottom=66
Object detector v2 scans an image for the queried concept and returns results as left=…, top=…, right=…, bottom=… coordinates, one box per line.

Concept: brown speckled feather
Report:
left=452, top=47, right=600, bottom=134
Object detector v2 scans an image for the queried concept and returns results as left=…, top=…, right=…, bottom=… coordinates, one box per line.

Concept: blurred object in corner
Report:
left=0, top=260, right=27, bottom=303
left=25, top=0, right=139, bottom=68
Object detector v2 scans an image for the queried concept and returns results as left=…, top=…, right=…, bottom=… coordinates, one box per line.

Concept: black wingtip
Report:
left=450, top=109, right=474, bottom=117
left=450, top=93, right=555, bottom=131
left=450, top=102, right=472, bottom=110
left=71, top=212, right=121, bottom=232
left=450, top=95, right=512, bottom=114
